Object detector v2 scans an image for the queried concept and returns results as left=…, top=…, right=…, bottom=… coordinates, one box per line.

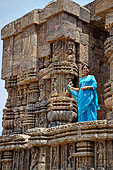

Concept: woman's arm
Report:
left=69, top=85, right=79, bottom=91
left=81, top=86, right=93, bottom=90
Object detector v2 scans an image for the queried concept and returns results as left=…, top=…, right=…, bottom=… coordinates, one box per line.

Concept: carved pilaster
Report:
left=104, top=24, right=113, bottom=119
left=95, top=141, right=105, bottom=170
left=35, top=101, right=48, bottom=128
left=30, top=147, right=40, bottom=170
left=22, top=82, right=39, bottom=131
left=30, top=146, right=49, bottom=170
left=39, top=79, right=46, bottom=101
left=2, top=76, right=18, bottom=135
left=67, top=143, right=76, bottom=170
left=50, top=146, right=59, bottom=170
left=47, top=39, right=79, bottom=126
left=104, top=81, right=112, bottom=119
left=73, top=142, right=94, bottom=170
left=1, top=151, right=13, bottom=170
left=13, top=108, right=22, bottom=133
left=2, top=108, right=14, bottom=135
left=106, top=141, right=113, bottom=169
left=12, top=149, right=30, bottom=170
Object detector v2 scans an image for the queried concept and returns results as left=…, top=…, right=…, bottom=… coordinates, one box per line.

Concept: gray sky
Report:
left=0, top=0, right=94, bottom=134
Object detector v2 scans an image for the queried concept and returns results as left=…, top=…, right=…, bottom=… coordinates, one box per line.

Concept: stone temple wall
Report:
left=0, top=0, right=113, bottom=169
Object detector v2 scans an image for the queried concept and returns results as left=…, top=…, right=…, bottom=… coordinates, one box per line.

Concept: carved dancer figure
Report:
left=30, top=147, right=40, bottom=170
left=67, top=64, right=100, bottom=122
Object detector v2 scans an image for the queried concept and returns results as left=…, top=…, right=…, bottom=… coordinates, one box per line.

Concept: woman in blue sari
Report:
left=67, top=64, right=100, bottom=122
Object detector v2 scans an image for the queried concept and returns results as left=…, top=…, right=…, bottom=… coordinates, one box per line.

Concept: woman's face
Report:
left=82, top=66, right=89, bottom=76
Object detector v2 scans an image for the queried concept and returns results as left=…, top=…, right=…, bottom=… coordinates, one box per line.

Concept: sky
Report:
left=0, top=0, right=94, bottom=135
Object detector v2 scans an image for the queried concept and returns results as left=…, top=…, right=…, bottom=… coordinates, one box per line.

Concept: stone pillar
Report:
left=73, top=142, right=94, bottom=170
left=104, top=12, right=113, bottom=119
left=22, top=82, right=40, bottom=131
left=30, top=146, right=50, bottom=170
left=47, top=39, right=78, bottom=126
left=1, top=151, right=13, bottom=170
left=50, top=146, right=59, bottom=170
left=95, top=141, right=105, bottom=170
left=2, top=76, right=17, bottom=135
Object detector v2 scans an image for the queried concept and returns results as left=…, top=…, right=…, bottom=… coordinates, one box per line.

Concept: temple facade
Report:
left=0, top=0, right=113, bottom=169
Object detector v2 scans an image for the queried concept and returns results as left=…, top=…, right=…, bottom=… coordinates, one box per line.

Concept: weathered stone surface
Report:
left=1, top=0, right=90, bottom=40
left=96, top=0, right=113, bottom=17
left=1, top=9, right=40, bottom=40
left=2, top=25, right=38, bottom=81
left=1, top=37, right=14, bottom=79
left=38, top=43, right=50, bottom=58
left=105, top=11, right=113, bottom=31
left=79, top=6, right=90, bottom=23
left=1, top=0, right=113, bottom=169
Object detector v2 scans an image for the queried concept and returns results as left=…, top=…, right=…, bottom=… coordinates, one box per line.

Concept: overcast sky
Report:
left=0, top=0, right=94, bottom=134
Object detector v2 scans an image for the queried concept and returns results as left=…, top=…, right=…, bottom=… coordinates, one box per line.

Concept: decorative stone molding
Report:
left=1, top=0, right=112, bottom=169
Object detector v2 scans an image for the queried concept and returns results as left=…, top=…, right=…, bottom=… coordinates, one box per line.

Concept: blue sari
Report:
left=67, top=75, right=100, bottom=122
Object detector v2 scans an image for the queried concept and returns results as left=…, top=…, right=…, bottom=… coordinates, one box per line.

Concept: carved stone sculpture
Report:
left=0, top=0, right=113, bottom=169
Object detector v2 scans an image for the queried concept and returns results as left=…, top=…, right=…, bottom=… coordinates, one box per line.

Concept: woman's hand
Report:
left=81, top=86, right=93, bottom=90
left=69, top=85, right=79, bottom=91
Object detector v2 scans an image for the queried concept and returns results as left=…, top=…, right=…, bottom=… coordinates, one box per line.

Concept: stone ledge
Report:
left=0, top=120, right=113, bottom=150
left=1, top=9, right=40, bottom=40
left=96, top=0, right=113, bottom=17
left=27, top=119, right=112, bottom=135
left=105, top=11, right=113, bottom=31
left=1, top=0, right=90, bottom=40
left=72, top=152, right=94, bottom=157
left=0, top=134, right=29, bottom=151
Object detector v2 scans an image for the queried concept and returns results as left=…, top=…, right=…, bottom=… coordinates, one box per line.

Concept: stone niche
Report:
left=0, top=0, right=113, bottom=169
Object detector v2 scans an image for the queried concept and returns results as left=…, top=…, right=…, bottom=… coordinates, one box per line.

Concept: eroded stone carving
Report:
left=30, top=147, right=40, bottom=170
left=0, top=0, right=113, bottom=169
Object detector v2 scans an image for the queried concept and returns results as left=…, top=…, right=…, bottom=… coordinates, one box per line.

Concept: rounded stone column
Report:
left=104, top=23, right=113, bottom=119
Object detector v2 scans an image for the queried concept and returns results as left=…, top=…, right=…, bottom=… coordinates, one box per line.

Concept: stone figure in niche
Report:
left=39, top=79, right=45, bottom=101
left=67, top=64, right=100, bottom=122
left=78, top=157, right=87, bottom=169
left=52, top=43, right=60, bottom=62
left=106, top=159, right=113, bottom=170
left=14, top=114, right=21, bottom=133
left=52, top=147, right=58, bottom=168
left=30, top=147, right=40, bottom=170
left=66, top=41, right=75, bottom=62
left=2, top=161, right=11, bottom=170
left=51, top=75, right=58, bottom=96
left=68, top=144, right=74, bottom=168
left=67, top=48, right=74, bottom=62
left=97, top=142, right=104, bottom=166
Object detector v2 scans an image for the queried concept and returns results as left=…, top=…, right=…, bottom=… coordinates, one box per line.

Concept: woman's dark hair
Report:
left=81, top=64, right=90, bottom=71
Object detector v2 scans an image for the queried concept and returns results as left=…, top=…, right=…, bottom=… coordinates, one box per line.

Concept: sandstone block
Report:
left=38, top=43, right=50, bottom=58
left=1, top=10, right=39, bottom=40
left=79, top=6, right=90, bottom=23
left=80, top=33, right=89, bottom=46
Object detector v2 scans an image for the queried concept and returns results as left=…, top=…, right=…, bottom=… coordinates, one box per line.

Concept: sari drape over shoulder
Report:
left=67, top=75, right=100, bottom=122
